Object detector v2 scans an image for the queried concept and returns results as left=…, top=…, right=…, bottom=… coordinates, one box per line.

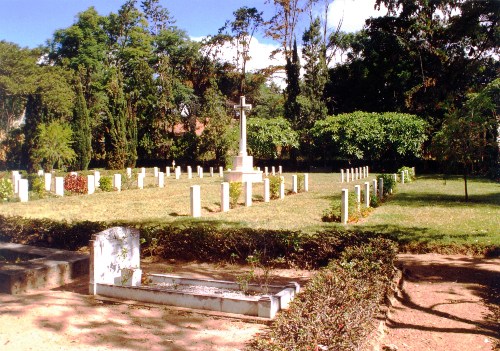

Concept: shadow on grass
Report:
left=389, top=192, right=500, bottom=207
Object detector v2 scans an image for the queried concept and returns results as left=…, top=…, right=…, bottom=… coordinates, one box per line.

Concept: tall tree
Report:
left=72, top=74, right=92, bottom=170
left=32, top=120, right=76, bottom=171
left=266, top=0, right=304, bottom=59
left=284, top=40, right=301, bottom=128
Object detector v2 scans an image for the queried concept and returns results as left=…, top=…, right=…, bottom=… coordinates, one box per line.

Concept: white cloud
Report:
left=328, top=0, right=387, bottom=33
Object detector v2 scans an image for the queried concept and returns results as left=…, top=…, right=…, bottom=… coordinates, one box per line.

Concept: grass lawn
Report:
left=0, top=170, right=498, bottom=249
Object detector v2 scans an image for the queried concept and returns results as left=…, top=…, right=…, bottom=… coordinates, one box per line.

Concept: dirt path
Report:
left=0, top=255, right=498, bottom=351
left=378, top=253, right=499, bottom=351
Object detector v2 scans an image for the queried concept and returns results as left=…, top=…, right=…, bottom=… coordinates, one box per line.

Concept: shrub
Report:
left=297, top=174, right=305, bottom=192
left=0, top=178, right=13, bottom=201
left=398, top=166, right=415, bottom=182
left=379, top=173, right=397, bottom=196
left=268, top=175, right=281, bottom=199
left=64, top=174, right=88, bottom=194
left=28, top=174, right=46, bottom=198
left=248, top=239, right=397, bottom=351
left=370, top=193, right=379, bottom=207
left=322, top=192, right=363, bottom=223
left=229, top=182, right=242, bottom=208
left=99, top=176, right=113, bottom=192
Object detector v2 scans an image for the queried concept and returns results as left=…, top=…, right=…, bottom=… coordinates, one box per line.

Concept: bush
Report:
left=398, top=166, right=415, bottom=183
left=28, top=174, right=46, bottom=199
left=0, top=178, right=13, bottom=201
left=322, top=192, right=363, bottom=223
left=64, top=174, right=87, bottom=194
left=99, top=176, right=113, bottom=192
left=268, top=175, right=281, bottom=199
left=297, top=174, right=305, bottom=192
left=379, top=173, right=397, bottom=196
left=248, top=239, right=397, bottom=351
left=229, top=182, right=242, bottom=208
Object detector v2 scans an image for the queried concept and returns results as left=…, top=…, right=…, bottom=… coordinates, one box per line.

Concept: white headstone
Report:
left=187, top=166, right=192, bottom=179
left=210, top=167, right=214, bottom=177
left=87, top=175, right=95, bottom=195
left=89, top=227, right=142, bottom=294
left=244, top=181, right=252, bottom=207
left=379, top=178, right=384, bottom=199
left=351, top=168, right=354, bottom=181
left=412, top=167, right=416, bottom=177
left=126, top=167, right=132, bottom=178
left=55, top=177, right=64, bottom=196
left=341, top=189, right=348, bottom=224
left=221, top=182, right=229, bottom=212
left=70, top=171, right=77, bottom=176
left=175, top=166, right=181, bottom=179
left=264, top=166, right=269, bottom=176
left=37, top=169, right=44, bottom=176
left=278, top=165, right=283, bottom=174
left=94, top=170, right=100, bottom=188
left=113, top=174, right=122, bottom=192
left=279, top=180, right=285, bottom=200
left=190, top=185, right=201, bottom=217
left=199, top=166, right=203, bottom=179
left=366, top=166, right=369, bottom=177
left=44, top=173, right=52, bottom=191
left=354, top=185, right=361, bottom=203
left=137, top=173, right=144, bottom=189
left=292, top=175, right=298, bottom=193
left=355, top=168, right=359, bottom=180
left=154, top=167, right=158, bottom=177
left=304, top=173, right=309, bottom=192
left=141, top=167, right=146, bottom=175
left=401, top=171, right=405, bottom=184
left=166, top=166, right=170, bottom=177
left=364, top=182, right=370, bottom=207
left=219, top=166, right=224, bottom=178
left=346, top=169, right=350, bottom=183
left=372, top=179, right=378, bottom=197
left=272, top=166, right=276, bottom=176
left=263, top=178, right=270, bottom=202
left=18, top=179, right=28, bottom=202
left=12, top=171, right=20, bottom=194
left=158, top=172, right=164, bottom=188
left=341, top=169, right=344, bottom=183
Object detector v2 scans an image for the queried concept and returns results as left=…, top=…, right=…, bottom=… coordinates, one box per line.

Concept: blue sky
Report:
left=0, top=0, right=384, bottom=49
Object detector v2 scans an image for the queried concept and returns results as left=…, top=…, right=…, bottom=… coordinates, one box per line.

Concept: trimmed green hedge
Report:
left=247, top=239, right=397, bottom=351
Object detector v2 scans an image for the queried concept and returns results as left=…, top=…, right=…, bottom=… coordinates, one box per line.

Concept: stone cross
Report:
left=234, top=96, right=252, bottom=156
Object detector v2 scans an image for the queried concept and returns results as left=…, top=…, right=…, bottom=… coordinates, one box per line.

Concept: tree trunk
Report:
left=463, top=167, right=469, bottom=202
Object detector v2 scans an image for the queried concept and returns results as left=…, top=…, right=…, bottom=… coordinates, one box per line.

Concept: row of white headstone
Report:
left=189, top=173, right=309, bottom=218
left=340, top=168, right=416, bottom=224
left=340, top=166, right=370, bottom=183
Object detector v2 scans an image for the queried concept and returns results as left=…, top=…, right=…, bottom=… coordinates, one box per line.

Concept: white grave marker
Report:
left=221, top=182, right=229, bottom=212
left=55, top=177, right=64, bottom=196
left=137, top=173, right=144, bottom=189
left=364, top=182, right=370, bottom=207
left=304, top=173, right=309, bottom=192
left=379, top=178, right=384, bottom=199
left=190, top=185, right=201, bottom=217
left=187, top=166, right=192, bottom=179
left=264, top=178, right=270, bottom=202
left=154, top=167, right=158, bottom=177
left=94, top=170, right=100, bottom=188
left=44, top=173, right=52, bottom=191
left=18, top=179, right=28, bottom=202
left=244, top=181, right=252, bottom=207
left=158, top=172, right=164, bottom=188
left=341, top=189, right=348, bottom=224
left=341, top=169, right=344, bottom=183
left=87, top=175, right=95, bottom=194
left=166, top=166, right=170, bottom=177
left=113, top=174, right=122, bottom=192
left=354, top=185, right=361, bottom=203
left=346, top=169, right=350, bottom=183
left=292, top=175, right=298, bottom=193
left=126, top=167, right=132, bottom=178
left=219, top=166, right=224, bottom=178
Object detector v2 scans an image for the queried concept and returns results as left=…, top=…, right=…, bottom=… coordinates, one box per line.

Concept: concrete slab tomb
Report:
left=89, top=227, right=300, bottom=319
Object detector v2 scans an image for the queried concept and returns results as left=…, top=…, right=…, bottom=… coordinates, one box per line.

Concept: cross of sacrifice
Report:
left=234, top=96, right=252, bottom=156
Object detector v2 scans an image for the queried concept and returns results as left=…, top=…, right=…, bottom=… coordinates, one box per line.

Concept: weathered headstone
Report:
left=304, top=173, right=309, bottom=192
left=190, top=185, right=201, bottom=217
left=244, top=181, right=252, bottom=207
left=158, top=172, right=164, bottom=188
left=113, top=174, right=122, bottom=192
left=341, top=169, right=345, bottom=183
left=89, top=227, right=142, bottom=294
left=187, top=166, right=192, bottom=179
left=55, top=177, right=64, bottom=196
left=341, top=189, right=348, bottom=224
left=94, top=170, right=100, bottom=188
left=87, top=175, right=95, bottom=195
left=221, top=182, right=229, bottom=212
left=18, top=179, right=28, bottom=202
left=263, top=178, right=270, bottom=202
left=378, top=178, right=384, bottom=199
left=346, top=169, right=350, bottom=183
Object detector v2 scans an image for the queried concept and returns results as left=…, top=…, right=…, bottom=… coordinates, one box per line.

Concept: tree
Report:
left=247, top=117, right=298, bottom=159
left=265, top=0, right=304, bottom=59
left=433, top=79, right=499, bottom=201
left=32, top=120, right=76, bottom=171
left=284, top=40, right=301, bottom=129
left=72, top=74, right=92, bottom=170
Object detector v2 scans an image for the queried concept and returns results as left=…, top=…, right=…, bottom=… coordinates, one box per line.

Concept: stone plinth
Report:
left=224, top=155, right=262, bottom=183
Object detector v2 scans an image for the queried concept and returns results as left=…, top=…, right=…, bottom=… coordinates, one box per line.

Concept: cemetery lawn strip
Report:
left=354, top=175, right=500, bottom=253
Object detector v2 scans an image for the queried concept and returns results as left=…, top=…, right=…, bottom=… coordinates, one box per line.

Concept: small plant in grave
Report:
left=322, top=192, right=364, bottom=223
left=98, top=176, right=113, bottom=192
left=268, top=175, right=281, bottom=199
left=229, top=181, right=242, bottom=208
left=64, top=174, right=88, bottom=194
left=379, top=173, right=397, bottom=196
left=0, top=178, right=13, bottom=201
left=398, top=166, right=415, bottom=182
left=28, top=174, right=47, bottom=199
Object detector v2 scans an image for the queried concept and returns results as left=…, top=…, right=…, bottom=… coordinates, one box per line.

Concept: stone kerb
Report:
left=89, top=227, right=142, bottom=295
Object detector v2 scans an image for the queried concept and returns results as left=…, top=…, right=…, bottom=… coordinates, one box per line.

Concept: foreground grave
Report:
left=89, top=227, right=299, bottom=319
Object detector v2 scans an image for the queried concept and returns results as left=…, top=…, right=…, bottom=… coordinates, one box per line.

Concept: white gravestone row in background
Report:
left=341, top=166, right=369, bottom=183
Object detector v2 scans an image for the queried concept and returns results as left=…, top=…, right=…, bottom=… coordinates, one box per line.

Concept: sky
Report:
left=0, top=0, right=386, bottom=78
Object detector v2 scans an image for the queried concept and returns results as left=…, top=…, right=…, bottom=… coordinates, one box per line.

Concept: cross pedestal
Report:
left=224, top=96, right=263, bottom=183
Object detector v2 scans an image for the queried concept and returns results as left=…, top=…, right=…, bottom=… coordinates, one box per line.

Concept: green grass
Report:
left=1, top=169, right=498, bottom=250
